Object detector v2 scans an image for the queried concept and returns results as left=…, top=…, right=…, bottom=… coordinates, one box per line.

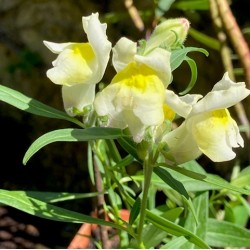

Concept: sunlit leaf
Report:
left=146, top=210, right=209, bottom=248
left=0, top=84, right=83, bottom=127
left=161, top=236, right=187, bottom=249
left=171, top=47, right=208, bottom=71
left=23, top=127, right=124, bottom=165
left=0, top=189, right=125, bottom=231
left=182, top=192, right=208, bottom=248
left=179, top=56, right=198, bottom=95
left=231, top=166, right=250, bottom=188
left=206, top=218, right=250, bottom=248
left=205, top=174, right=250, bottom=195
left=9, top=190, right=103, bottom=203
left=142, top=207, right=183, bottom=248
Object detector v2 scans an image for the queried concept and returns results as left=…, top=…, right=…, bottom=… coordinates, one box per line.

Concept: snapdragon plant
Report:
left=0, top=12, right=250, bottom=249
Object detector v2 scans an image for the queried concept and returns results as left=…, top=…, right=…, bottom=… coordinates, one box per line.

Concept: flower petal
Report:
left=163, top=123, right=202, bottom=163
left=43, top=41, right=73, bottom=54
left=82, top=13, right=112, bottom=84
left=190, top=109, right=244, bottom=162
left=46, top=43, right=94, bottom=86
left=165, top=90, right=202, bottom=118
left=95, top=62, right=166, bottom=142
left=135, top=48, right=172, bottom=87
left=190, top=72, right=250, bottom=115
left=112, top=37, right=137, bottom=72
left=62, top=83, right=96, bottom=116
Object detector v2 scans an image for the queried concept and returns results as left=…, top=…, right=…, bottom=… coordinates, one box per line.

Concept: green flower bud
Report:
left=144, top=18, right=190, bottom=54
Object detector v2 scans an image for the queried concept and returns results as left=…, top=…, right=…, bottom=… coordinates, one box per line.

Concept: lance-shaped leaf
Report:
left=206, top=218, right=250, bottom=248
left=23, top=127, right=124, bottom=164
left=0, top=189, right=125, bottom=232
left=0, top=84, right=83, bottom=127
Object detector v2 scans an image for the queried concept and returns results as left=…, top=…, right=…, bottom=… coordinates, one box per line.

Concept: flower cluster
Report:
left=44, top=13, right=250, bottom=163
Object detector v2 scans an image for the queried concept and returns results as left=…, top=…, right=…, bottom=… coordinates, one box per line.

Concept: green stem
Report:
left=137, top=156, right=154, bottom=248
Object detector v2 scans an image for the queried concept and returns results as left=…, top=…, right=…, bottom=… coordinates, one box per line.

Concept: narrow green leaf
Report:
left=206, top=218, right=250, bottom=248
left=179, top=160, right=207, bottom=174
left=154, top=166, right=189, bottom=199
left=205, top=174, right=250, bottom=195
left=0, top=84, right=83, bottom=127
left=157, top=162, right=206, bottom=180
left=129, top=172, right=217, bottom=193
left=161, top=236, right=187, bottom=249
left=162, top=161, right=250, bottom=196
left=182, top=192, right=208, bottom=248
left=232, top=205, right=249, bottom=227
left=231, top=166, right=250, bottom=188
left=87, top=142, right=95, bottom=185
left=171, top=47, right=208, bottom=71
left=117, top=137, right=139, bottom=160
left=129, top=196, right=141, bottom=225
left=146, top=210, right=210, bottom=249
left=0, top=189, right=125, bottom=231
left=189, top=28, right=220, bottom=51
left=179, top=56, right=198, bottom=95
left=173, top=0, right=209, bottom=10
left=112, top=155, right=135, bottom=171
left=118, top=186, right=209, bottom=248
left=182, top=196, right=198, bottom=226
left=142, top=207, right=184, bottom=248
left=10, top=191, right=103, bottom=203
left=23, top=127, right=124, bottom=165
left=238, top=195, right=250, bottom=217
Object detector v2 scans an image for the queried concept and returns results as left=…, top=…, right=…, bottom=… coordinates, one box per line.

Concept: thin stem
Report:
left=216, top=0, right=250, bottom=86
left=124, top=0, right=144, bottom=31
left=93, top=157, right=111, bottom=249
left=137, top=156, right=154, bottom=248
left=210, top=0, right=250, bottom=138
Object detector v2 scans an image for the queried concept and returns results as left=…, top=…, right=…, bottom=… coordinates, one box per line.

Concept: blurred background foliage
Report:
left=0, top=0, right=250, bottom=247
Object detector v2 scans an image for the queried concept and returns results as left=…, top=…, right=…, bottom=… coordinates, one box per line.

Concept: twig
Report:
left=210, top=0, right=250, bottom=138
left=93, top=157, right=111, bottom=249
left=124, top=0, right=144, bottom=31
left=216, top=0, right=250, bottom=87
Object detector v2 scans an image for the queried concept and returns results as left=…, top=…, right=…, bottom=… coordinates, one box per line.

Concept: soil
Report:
left=0, top=206, right=80, bottom=249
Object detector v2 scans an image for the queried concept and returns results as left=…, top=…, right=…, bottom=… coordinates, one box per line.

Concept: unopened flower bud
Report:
left=144, top=18, right=190, bottom=54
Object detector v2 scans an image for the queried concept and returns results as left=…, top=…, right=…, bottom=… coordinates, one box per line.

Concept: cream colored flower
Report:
left=44, top=13, right=111, bottom=116
left=94, top=36, right=172, bottom=142
left=112, top=37, right=172, bottom=87
left=94, top=62, right=166, bottom=143
left=163, top=73, right=250, bottom=163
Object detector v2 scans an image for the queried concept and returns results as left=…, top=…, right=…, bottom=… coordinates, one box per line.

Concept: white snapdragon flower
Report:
left=94, top=62, right=167, bottom=143
left=94, top=37, right=172, bottom=142
left=163, top=73, right=250, bottom=163
left=44, top=13, right=111, bottom=116
left=112, top=37, right=172, bottom=87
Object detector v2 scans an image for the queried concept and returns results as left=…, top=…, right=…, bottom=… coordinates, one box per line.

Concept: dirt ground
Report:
left=0, top=206, right=80, bottom=249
